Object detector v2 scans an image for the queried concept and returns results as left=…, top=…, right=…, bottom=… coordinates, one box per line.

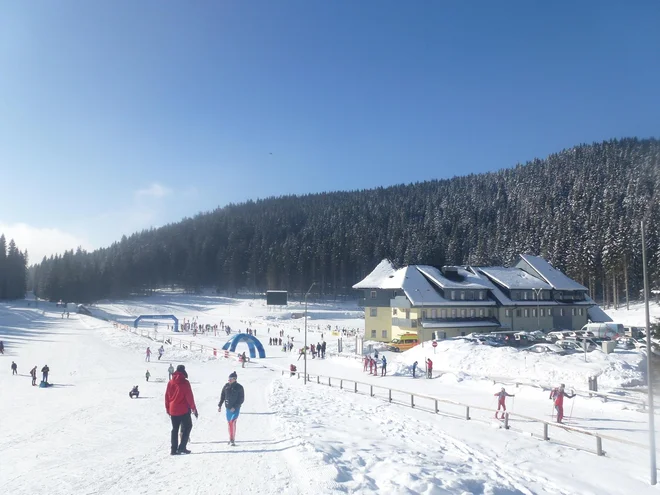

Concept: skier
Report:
left=129, top=385, right=140, bottom=398
left=381, top=356, right=387, bottom=376
left=550, top=384, right=575, bottom=423
left=412, top=361, right=418, bottom=378
left=364, top=355, right=369, bottom=372
left=310, top=344, right=316, bottom=359
left=494, top=387, right=515, bottom=419
left=145, top=370, right=151, bottom=382
left=0, top=340, right=4, bottom=354
left=321, top=341, right=326, bottom=358
left=41, top=364, right=50, bottom=383
left=145, top=347, right=151, bottom=362
left=374, top=349, right=379, bottom=359
left=218, top=371, right=245, bottom=446
left=30, top=366, right=37, bottom=386
left=241, top=351, right=247, bottom=368
left=165, top=364, right=198, bottom=455
left=168, top=363, right=175, bottom=381
left=158, top=346, right=164, bottom=361
left=426, top=358, right=433, bottom=379
left=11, top=361, right=17, bottom=375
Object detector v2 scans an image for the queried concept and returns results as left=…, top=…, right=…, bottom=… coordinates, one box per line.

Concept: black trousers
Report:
left=171, top=412, right=193, bottom=452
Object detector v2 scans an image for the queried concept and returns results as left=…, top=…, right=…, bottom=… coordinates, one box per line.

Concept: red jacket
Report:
left=165, top=372, right=197, bottom=416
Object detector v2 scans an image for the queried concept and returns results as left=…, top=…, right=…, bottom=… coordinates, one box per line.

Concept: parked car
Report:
left=524, top=343, right=567, bottom=355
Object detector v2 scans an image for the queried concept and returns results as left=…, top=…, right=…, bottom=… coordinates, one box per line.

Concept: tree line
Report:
left=0, top=235, right=28, bottom=300
left=31, top=137, right=660, bottom=306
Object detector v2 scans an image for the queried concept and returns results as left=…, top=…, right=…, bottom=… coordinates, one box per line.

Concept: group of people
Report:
left=163, top=365, right=245, bottom=454
left=11, top=362, right=50, bottom=386
left=363, top=354, right=388, bottom=376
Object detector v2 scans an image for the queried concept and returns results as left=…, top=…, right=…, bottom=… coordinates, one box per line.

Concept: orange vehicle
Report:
left=387, top=333, right=419, bottom=352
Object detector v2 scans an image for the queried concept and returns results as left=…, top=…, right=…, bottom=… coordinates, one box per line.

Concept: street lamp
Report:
left=304, top=282, right=316, bottom=385
left=533, top=288, right=542, bottom=331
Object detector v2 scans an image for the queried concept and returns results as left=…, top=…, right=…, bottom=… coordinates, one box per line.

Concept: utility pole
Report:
left=642, top=220, right=657, bottom=485
left=304, top=282, right=316, bottom=385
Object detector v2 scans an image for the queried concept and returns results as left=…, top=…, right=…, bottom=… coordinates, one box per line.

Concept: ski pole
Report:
left=569, top=390, right=576, bottom=420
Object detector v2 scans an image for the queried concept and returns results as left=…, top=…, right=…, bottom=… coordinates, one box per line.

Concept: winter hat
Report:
left=229, top=371, right=237, bottom=379
left=176, top=365, right=186, bottom=373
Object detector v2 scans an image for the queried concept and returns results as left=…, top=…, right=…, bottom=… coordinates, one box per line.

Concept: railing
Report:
left=279, top=369, right=649, bottom=458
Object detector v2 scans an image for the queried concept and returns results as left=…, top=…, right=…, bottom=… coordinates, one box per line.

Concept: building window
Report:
left=488, top=309, right=493, bottom=317
left=467, top=291, right=474, bottom=300
left=572, top=308, right=576, bottom=316
left=548, top=308, right=552, bottom=316
left=516, top=309, right=521, bottom=317
left=451, top=309, right=457, bottom=318
left=532, top=309, right=537, bottom=317
left=441, top=309, right=447, bottom=318
left=393, top=308, right=397, bottom=315
left=460, top=291, right=465, bottom=300
left=540, top=309, right=545, bottom=317
left=524, top=309, right=529, bottom=317
left=461, top=309, right=466, bottom=318
left=405, top=309, right=410, bottom=319
left=432, top=309, right=437, bottom=318
left=382, top=330, right=387, bottom=338
left=513, top=292, right=520, bottom=301
left=370, top=291, right=377, bottom=299
left=461, top=331, right=466, bottom=336
left=422, top=310, right=427, bottom=319
left=369, top=308, right=377, bottom=317
left=505, top=309, right=511, bottom=317
left=560, top=309, right=564, bottom=317
left=470, top=309, right=475, bottom=317
left=438, top=332, right=447, bottom=340
left=556, top=291, right=563, bottom=300
left=479, top=309, right=484, bottom=317
left=451, top=290, right=456, bottom=300
left=524, top=292, right=528, bottom=300
left=371, top=330, right=376, bottom=338
left=579, top=308, right=584, bottom=316
left=411, top=320, right=417, bottom=328
left=479, top=291, right=485, bottom=300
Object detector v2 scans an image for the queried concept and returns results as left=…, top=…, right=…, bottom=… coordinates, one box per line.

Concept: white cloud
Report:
left=134, top=183, right=172, bottom=199
left=0, top=222, right=92, bottom=264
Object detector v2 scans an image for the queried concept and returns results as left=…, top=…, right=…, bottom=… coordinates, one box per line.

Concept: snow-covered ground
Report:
left=2, top=294, right=660, bottom=494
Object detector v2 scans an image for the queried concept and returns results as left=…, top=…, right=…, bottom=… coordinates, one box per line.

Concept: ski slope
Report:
left=1, top=295, right=660, bottom=494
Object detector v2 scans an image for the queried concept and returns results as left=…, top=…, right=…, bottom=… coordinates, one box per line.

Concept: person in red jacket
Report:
left=494, top=387, right=515, bottom=419
left=426, top=358, right=433, bottom=379
left=165, top=365, right=198, bottom=455
left=550, top=384, right=575, bottom=423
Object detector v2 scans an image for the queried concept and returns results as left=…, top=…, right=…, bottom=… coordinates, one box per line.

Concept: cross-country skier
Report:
left=168, top=363, right=175, bottom=380
left=550, top=384, right=575, bottom=423
left=381, top=356, right=387, bottom=376
left=145, top=347, right=151, bottom=362
left=494, top=387, right=515, bottom=419
left=218, top=371, right=245, bottom=446
left=412, top=361, right=418, bottom=378
left=426, top=359, right=433, bottom=379
left=364, top=355, right=369, bottom=372
left=11, top=361, right=17, bottom=375
left=165, top=365, right=198, bottom=455
left=158, top=346, right=164, bottom=360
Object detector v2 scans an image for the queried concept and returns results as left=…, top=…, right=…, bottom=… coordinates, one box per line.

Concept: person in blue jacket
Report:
left=381, top=356, right=387, bottom=376
left=218, top=371, right=245, bottom=446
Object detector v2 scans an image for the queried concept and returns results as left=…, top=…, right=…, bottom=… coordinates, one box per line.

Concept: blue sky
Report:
left=1, top=1, right=659, bottom=262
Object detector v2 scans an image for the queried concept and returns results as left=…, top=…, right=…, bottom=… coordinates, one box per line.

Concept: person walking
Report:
left=11, top=361, right=17, bottom=375
left=158, top=346, right=164, bottom=361
left=30, top=366, right=37, bottom=386
left=0, top=340, right=4, bottom=354
left=426, top=358, right=433, bottom=379
left=41, top=364, right=50, bottom=383
left=550, top=384, right=575, bottom=423
left=145, top=370, right=151, bottom=382
left=381, top=356, right=387, bottom=376
left=321, top=341, right=326, bottom=359
left=494, top=387, right=515, bottom=419
left=145, top=347, right=152, bottom=362
left=218, top=371, right=245, bottom=446
left=165, top=364, right=198, bottom=455
left=364, top=355, right=369, bottom=372
left=412, top=361, right=418, bottom=378
left=168, top=363, right=175, bottom=381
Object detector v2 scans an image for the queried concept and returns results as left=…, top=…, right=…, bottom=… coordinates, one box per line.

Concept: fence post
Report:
left=317, top=376, right=320, bottom=384
left=328, top=377, right=331, bottom=387
left=596, top=437, right=603, bottom=456
left=504, top=412, right=509, bottom=429
left=340, top=379, right=343, bottom=390
left=435, top=399, right=438, bottom=413
left=411, top=394, right=415, bottom=408
left=354, top=382, right=357, bottom=393
left=543, top=423, right=549, bottom=440
left=389, top=389, right=392, bottom=402
left=466, top=406, right=471, bottom=420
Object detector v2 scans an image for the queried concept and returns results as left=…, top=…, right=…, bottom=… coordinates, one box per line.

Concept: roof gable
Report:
left=517, top=254, right=587, bottom=291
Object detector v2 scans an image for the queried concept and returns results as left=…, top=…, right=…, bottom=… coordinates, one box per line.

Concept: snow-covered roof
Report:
left=352, top=259, right=397, bottom=289
left=421, top=320, right=501, bottom=329
left=587, top=302, right=613, bottom=323
left=518, top=254, right=587, bottom=291
left=478, top=267, right=551, bottom=290
left=416, top=265, right=491, bottom=290
left=399, top=266, right=446, bottom=306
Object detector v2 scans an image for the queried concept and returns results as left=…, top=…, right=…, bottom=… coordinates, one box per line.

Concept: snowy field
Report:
left=2, top=293, right=660, bottom=494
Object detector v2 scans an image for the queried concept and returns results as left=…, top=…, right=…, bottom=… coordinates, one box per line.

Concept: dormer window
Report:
left=370, top=290, right=377, bottom=299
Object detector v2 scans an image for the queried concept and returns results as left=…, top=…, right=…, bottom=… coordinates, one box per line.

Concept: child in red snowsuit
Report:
left=364, top=356, right=369, bottom=372
left=494, top=387, right=515, bottom=419
left=550, top=384, right=575, bottom=423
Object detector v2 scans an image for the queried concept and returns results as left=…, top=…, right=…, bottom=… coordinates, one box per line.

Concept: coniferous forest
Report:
left=31, top=138, right=660, bottom=304
left=0, top=235, right=28, bottom=300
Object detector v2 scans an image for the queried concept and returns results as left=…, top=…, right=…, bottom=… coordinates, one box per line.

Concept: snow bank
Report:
left=390, top=339, right=645, bottom=389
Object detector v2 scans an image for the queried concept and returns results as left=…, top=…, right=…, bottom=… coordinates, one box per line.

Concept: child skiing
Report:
left=494, top=387, right=515, bottom=419
left=218, top=371, right=245, bottom=446
left=550, top=384, right=575, bottom=423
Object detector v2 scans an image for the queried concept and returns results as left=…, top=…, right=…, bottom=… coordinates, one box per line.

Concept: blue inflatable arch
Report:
left=222, top=334, right=266, bottom=358
left=134, top=314, right=179, bottom=332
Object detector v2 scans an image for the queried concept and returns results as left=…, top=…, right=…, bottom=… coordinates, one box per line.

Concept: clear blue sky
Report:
left=1, top=1, right=659, bottom=262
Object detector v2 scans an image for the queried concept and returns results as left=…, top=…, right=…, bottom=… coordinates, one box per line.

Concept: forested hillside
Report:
left=0, top=235, right=28, bottom=300
left=32, top=138, right=660, bottom=304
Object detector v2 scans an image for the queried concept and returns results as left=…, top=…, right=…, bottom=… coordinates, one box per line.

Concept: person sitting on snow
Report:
left=129, top=386, right=140, bottom=399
